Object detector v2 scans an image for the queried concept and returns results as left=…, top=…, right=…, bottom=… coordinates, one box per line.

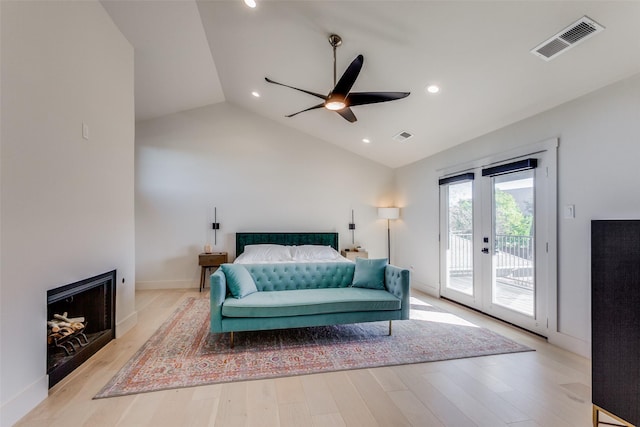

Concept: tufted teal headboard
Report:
left=236, top=232, right=339, bottom=256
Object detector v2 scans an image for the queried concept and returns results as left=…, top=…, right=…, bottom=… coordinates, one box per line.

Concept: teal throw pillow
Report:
left=221, top=264, right=258, bottom=298
left=352, top=258, right=387, bottom=290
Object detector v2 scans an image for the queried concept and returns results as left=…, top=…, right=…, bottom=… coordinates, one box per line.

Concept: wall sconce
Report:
left=378, top=207, right=400, bottom=261
left=348, top=209, right=356, bottom=244
left=211, top=207, right=220, bottom=245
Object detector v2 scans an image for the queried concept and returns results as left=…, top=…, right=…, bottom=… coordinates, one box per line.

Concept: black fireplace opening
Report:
left=47, top=270, right=116, bottom=388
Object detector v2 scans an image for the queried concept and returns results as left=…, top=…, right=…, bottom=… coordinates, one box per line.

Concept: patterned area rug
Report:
left=95, top=296, right=532, bottom=398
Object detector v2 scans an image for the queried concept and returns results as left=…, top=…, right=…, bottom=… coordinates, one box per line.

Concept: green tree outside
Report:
left=494, top=190, right=532, bottom=237
left=449, top=190, right=532, bottom=237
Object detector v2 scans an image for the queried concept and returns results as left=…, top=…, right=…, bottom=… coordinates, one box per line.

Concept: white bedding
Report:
left=234, top=244, right=352, bottom=264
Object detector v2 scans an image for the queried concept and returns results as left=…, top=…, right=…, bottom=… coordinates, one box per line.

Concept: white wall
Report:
left=135, top=102, right=395, bottom=288
left=0, top=2, right=135, bottom=425
left=395, top=73, right=640, bottom=357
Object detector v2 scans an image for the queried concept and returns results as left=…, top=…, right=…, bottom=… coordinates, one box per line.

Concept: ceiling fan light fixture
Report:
left=325, top=94, right=346, bottom=111
left=243, top=0, right=257, bottom=8
left=325, top=101, right=346, bottom=111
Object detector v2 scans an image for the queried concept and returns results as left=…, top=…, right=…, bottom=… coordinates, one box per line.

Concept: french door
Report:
left=439, top=151, right=555, bottom=335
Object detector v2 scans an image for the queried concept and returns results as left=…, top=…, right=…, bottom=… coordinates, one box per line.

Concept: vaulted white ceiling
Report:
left=100, top=0, right=225, bottom=121
left=102, top=1, right=640, bottom=168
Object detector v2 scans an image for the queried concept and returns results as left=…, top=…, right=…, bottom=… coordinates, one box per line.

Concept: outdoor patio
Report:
left=447, top=233, right=534, bottom=316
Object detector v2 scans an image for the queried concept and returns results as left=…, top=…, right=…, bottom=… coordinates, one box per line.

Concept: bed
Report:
left=234, top=232, right=351, bottom=263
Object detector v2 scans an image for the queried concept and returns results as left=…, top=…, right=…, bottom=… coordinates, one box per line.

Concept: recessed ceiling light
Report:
left=362, top=138, right=371, bottom=144
left=244, top=0, right=257, bottom=8
left=426, top=85, right=440, bottom=94
left=251, top=91, right=260, bottom=98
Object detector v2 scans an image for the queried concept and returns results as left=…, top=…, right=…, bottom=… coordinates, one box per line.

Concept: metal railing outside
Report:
left=448, top=233, right=473, bottom=274
left=449, top=233, right=533, bottom=289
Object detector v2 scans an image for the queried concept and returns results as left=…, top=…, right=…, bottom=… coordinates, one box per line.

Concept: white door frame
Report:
left=439, top=138, right=558, bottom=336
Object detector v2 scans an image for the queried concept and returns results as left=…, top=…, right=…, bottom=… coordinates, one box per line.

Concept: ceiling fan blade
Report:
left=285, top=103, right=325, bottom=118
left=332, top=55, right=363, bottom=97
left=347, top=91, right=410, bottom=106
left=265, top=77, right=327, bottom=100
left=336, top=107, right=357, bottom=123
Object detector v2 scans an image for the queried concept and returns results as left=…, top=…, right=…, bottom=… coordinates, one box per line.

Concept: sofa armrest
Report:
left=210, top=269, right=227, bottom=333
left=385, top=265, right=411, bottom=320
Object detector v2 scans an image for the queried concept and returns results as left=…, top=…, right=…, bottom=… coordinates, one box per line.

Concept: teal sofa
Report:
left=210, top=262, right=410, bottom=346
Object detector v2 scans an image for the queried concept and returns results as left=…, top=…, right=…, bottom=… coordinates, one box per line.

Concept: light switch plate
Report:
left=563, top=204, right=575, bottom=219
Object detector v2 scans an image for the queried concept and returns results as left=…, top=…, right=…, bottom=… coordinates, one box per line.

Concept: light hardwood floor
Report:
left=17, top=289, right=596, bottom=427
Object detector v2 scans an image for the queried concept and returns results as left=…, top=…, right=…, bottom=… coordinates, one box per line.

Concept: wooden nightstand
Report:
left=199, top=252, right=228, bottom=292
left=341, top=250, right=368, bottom=261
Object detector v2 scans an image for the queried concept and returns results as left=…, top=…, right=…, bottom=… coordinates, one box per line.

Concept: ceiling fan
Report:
left=265, top=34, right=410, bottom=123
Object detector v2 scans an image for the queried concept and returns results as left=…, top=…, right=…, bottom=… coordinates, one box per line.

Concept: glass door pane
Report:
left=491, top=170, right=535, bottom=316
left=446, top=180, right=474, bottom=296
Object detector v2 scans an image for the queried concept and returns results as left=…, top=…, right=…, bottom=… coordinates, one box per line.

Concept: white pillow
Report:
left=291, top=245, right=341, bottom=261
left=235, top=244, right=293, bottom=263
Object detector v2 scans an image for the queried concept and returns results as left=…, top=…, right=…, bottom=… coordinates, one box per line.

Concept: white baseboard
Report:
left=0, top=375, right=48, bottom=427
left=548, top=330, right=590, bottom=359
left=411, top=282, right=439, bottom=297
left=116, top=310, right=138, bottom=338
left=135, top=280, right=197, bottom=290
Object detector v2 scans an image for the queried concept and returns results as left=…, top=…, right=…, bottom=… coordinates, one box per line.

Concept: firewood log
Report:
left=50, top=320, right=71, bottom=327
left=70, top=322, right=84, bottom=331
left=54, top=313, right=85, bottom=323
left=54, top=313, right=72, bottom=323
left=59, top=327, right=74, bottom=336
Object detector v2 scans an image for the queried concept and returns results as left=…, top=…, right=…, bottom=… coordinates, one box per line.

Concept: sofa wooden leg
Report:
left=389, top=320, right=392, bottom=336
left=230, top=332, right=234, bottom=348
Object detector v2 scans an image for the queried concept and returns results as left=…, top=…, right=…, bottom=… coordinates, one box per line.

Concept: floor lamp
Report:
left=378, top=207, right=400, bottom=262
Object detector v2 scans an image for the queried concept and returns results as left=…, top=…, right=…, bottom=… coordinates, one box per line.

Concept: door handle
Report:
left=481, top=248, right=489, bottom=254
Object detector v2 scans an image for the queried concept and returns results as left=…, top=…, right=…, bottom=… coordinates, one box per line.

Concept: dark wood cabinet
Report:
left=591, top=220, right=640, bottom=427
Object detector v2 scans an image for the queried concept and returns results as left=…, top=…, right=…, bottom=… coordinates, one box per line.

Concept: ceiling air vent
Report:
left=531, top=16, right=604, bottom=61
left=393, top=131, right=414, bottom=142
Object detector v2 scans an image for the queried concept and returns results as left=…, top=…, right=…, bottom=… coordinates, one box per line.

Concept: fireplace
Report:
left=47, top=270, right=116, bottom=388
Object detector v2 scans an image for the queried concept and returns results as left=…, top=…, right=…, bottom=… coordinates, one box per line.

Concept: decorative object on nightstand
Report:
left=204, top=244, right=212, bottom=254
left=198, top=252, right=228, bottom=292
left=341, top=249, right=368, bottom=261
left=378, top=207, right=400, bottom=262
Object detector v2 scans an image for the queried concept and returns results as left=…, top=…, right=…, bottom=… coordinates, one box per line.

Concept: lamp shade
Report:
left=378, top=207, right=400, bottom=220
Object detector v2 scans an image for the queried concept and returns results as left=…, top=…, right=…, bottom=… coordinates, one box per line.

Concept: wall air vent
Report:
left=531, top=16, right=604, bottom=61
left=393, top=131, right=414, bottom=142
